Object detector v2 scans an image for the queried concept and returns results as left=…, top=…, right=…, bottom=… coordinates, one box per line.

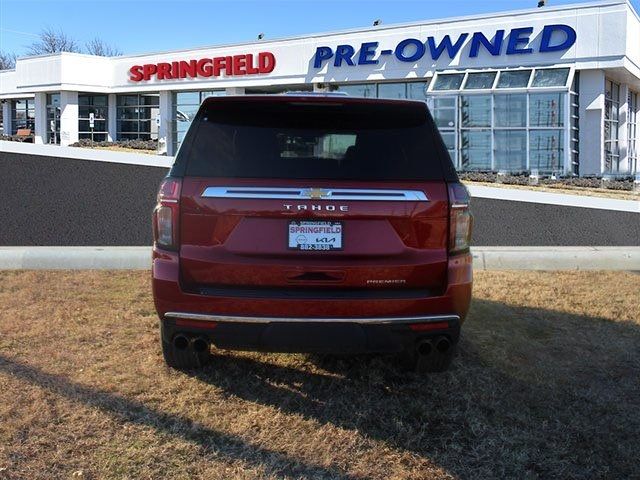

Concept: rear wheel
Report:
left=401, top=336, right=456, bottom=373
left=160, top=328, right=210, bottom=369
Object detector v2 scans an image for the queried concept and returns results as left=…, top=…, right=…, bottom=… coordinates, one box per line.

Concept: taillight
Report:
left=153, top=177, right=181, bottom=250
left=448, top=183, right=473, bottom=255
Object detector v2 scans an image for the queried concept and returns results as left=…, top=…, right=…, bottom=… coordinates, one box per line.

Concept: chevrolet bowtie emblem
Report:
left=305, top=188, right=330, bottom=199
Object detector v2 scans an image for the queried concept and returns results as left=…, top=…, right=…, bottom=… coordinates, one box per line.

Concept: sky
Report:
left=1, top=0, right=639, bottom=57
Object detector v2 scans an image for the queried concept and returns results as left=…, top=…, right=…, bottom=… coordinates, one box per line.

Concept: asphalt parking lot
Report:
left=1, top=270, right=638, bottom=479
left=1, top=151, right=639, bottom=247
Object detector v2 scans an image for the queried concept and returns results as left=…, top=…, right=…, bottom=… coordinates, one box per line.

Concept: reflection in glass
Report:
left=460, top=130, right=491, bottom=170
left=336, top=84, right=376, bottom=97
left=530, top=130, right=564, bottom=172
left=531, top=68, right=570, bottom=87
left=464, top=72, right=497, bottom=90
left=494, top=94, right=526, bottom=127
left=460, top=95, right=491, bottom=127
left=406, top=81, right=430, bottom=100
left=496, top=70, right=531, bottom=88
left=377, top=83, right=406, bottom=99
left=530, top=93, right=564, bottom=127
left=433, top=73, right=465, bottom=91
left=494, top=130, right=527, bottom=171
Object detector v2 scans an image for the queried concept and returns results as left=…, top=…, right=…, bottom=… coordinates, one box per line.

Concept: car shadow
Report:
left=0, top=354, right=356, bottom=480
left=187, top=298, right=640, bottom=478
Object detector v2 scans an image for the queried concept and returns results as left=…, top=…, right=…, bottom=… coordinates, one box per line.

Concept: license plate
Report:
left=288, top=221, right=343, bottom=251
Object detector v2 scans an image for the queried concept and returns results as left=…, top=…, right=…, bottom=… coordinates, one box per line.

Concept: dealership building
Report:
left=0, top=0, right=639, bottom=177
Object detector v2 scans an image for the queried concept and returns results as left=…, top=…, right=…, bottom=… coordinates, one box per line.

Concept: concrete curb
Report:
left=0, top=247, right=151, bottom=270
left=0, top=246, right=639, bottom=271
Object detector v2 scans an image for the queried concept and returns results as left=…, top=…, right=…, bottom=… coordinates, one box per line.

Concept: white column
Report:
left=225, top=87, right=245, bottom=96
left=2, top=100, right=12, bottom=135
left=107, top=93, right=117, bottom=142
left=59, top=91, right=79, bottom=146
left=33, top=92, right=47, bottom=144
left=158, top=90, right=172, bottom=155
left=578, top=70, right=606, bottom=176
left=618, top=83, right=630, bottom=173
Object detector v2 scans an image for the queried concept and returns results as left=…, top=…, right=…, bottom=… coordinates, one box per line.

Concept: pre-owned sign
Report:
left=129, top=51, right=276, bottom=82
left=313, top=24, right=577, bottom=68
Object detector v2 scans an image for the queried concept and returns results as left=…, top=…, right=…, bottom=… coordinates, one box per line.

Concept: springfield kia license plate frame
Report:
left=288, top=220, right=343, bottom=251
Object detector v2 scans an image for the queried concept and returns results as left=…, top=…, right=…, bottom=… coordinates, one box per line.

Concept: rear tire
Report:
left=161, top=334, right=210, bottom=369
left=401, top=340, right=456, bottom=373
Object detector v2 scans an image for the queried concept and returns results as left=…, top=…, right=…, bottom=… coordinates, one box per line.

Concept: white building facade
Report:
left=1, top=0, right=639, bottom=176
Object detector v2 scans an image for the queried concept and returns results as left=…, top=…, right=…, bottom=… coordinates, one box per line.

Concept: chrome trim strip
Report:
left=201, top=186, right=428, bottom=202
left=164, top=312, right=459, bottom=325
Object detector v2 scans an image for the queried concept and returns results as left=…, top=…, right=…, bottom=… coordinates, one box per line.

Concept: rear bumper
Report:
left=161, top=316, right=461, bottom=354
left=152, top=248, right=472, bottom=353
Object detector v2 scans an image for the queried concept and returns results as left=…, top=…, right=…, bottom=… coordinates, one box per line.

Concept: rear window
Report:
left=181, top=99, right=449, bottom=181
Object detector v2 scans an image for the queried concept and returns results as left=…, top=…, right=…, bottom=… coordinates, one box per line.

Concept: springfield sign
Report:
left=312, top=24, right=577, bottom=68
left=129, top=52, right=276, bottom=82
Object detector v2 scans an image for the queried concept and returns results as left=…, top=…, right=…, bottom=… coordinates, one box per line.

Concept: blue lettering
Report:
left=540, top=24, right=577, bottom=52
left=395, top=38, right=426, bottom=62
left=507, top=27, right=534, bottom=55
left=313, top=46, right=333, bottom=68
left=427, top=34, right=469, bottom=60
left=334, top=44, right=356, bottom=67
left=358, top=42, right=379, bottom=65
left=469, top=30, right=505, bottom=57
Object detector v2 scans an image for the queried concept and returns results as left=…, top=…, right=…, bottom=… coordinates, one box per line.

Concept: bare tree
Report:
left=27, top=27, right=81, bottom=55
left=0, top=51, right=16, bottom=70
left=85, top=37, right=123, bottom=57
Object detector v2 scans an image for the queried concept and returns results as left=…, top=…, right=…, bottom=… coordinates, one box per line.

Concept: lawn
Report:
left=0, top=271, right=638, bottom=479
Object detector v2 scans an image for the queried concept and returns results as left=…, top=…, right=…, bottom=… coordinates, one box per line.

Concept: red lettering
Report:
left=213, top=57, right=226, bottom=76
left=258, top=52, right=276, bottom=73
left=224, top=56, right=233, bottom=75
left=245, top=54, right=259, bottom=74
left=232, top=55, right=247, bottom=75
left=142, top=64, right=157, bottom=80
left=156, top=63, right=172, bottom=80
left=197, top=58, right=213, bottom=77
left=129, top=65, right=143, bottom=82
left=130, top=52, right=275, bottom=81
left=179, top=60, right=197, bottom=78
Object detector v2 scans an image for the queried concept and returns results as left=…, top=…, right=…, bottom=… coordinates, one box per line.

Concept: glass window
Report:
left=460, top=130, right=491, bottom=170
left=464, top=72, right=497, bottom=90
left=78, top=94, right=109, bottom=141
left=494, top=130, right=527, bottom=171
left=494, top=94, right=527, bottom=127
left=434, top=108, right=456, bottom=129
left=496, top=70, right=532, bottom=89
left=460, top=95, right=491, bottom=127
left=433, top=73, right=465, bottom=91
left=406, top=81, right=430, bottom=101
left=628, top=91, right=638, bottom=175
left=604, top=80, right=621, bottom=173
left=11, top=99, right=35, bottom=133
left=46, top=93, right=61, bottom=144
left=531, top=68, right=570, bottom=87
left=116, top=93, right=160, bottom=141
left=530, top=130, right=564, bottom=173
left=377, top=83, right=406, bottom=99
left=186, top=99, right=449, bottom=181
left=530, top=93, right=564, bottom=127
left=335, top=84, right=376, bottom=98
left=173, top=90, right=225, bottom=152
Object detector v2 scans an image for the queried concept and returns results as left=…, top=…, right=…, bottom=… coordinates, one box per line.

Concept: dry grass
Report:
left=0, top=271, right=639, bottom=479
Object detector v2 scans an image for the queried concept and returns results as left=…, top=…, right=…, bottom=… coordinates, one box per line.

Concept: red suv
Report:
left=152, top=95, right=472, bottom=372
